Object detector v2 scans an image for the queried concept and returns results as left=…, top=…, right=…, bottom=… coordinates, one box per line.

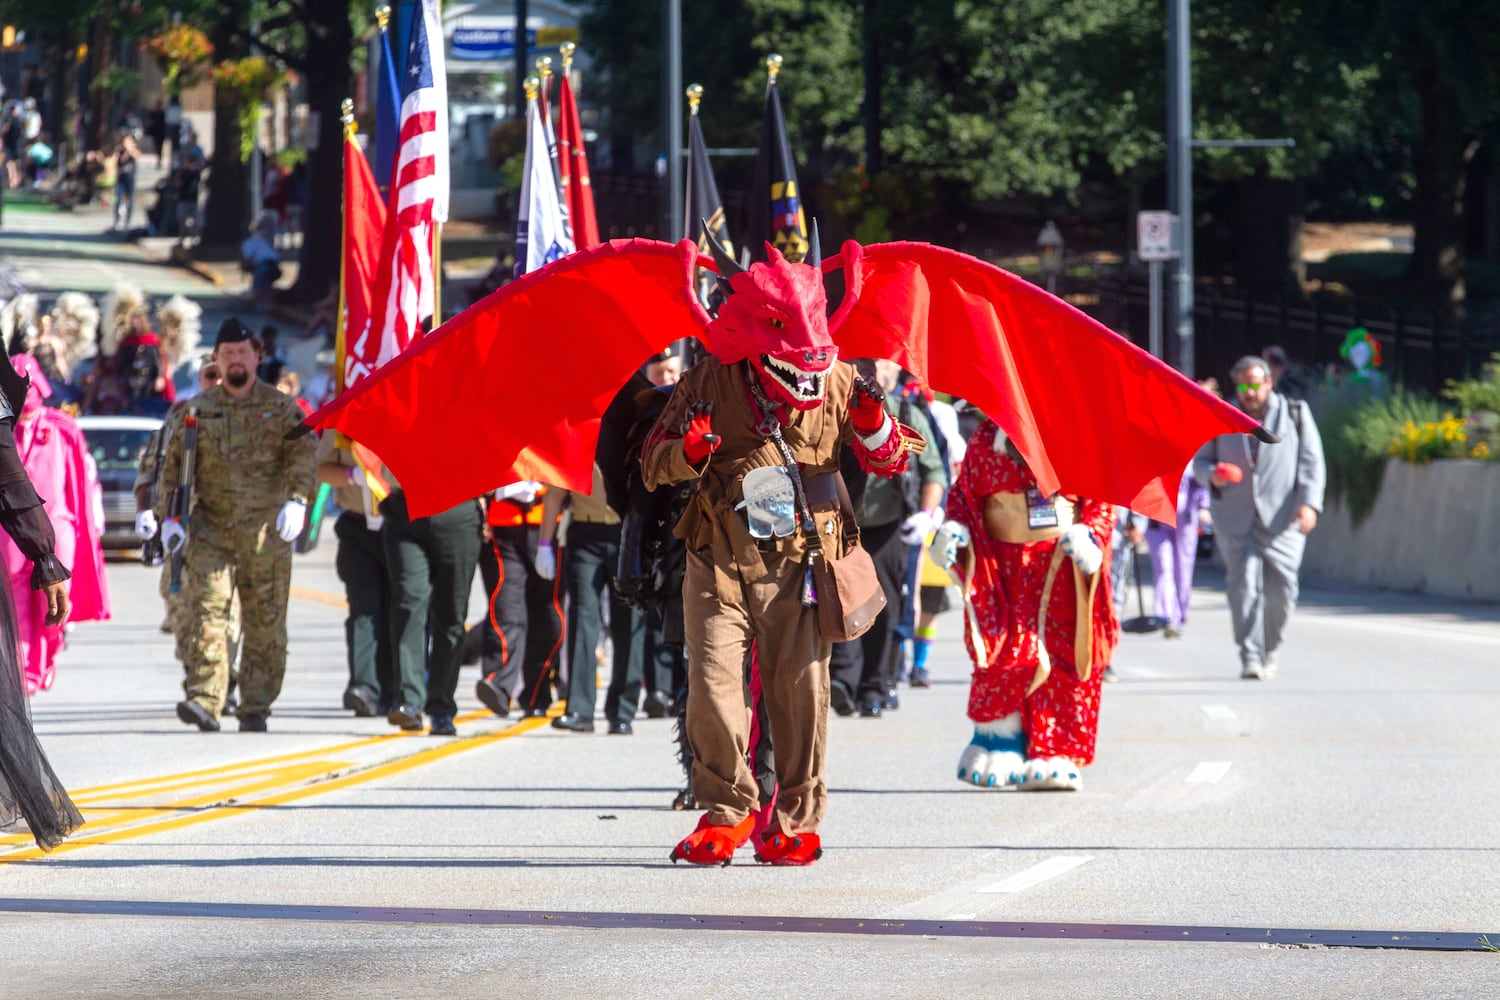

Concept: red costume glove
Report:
left=849, top=375, right=890, bottom=436
left=680, top=400, right=720, bottom=464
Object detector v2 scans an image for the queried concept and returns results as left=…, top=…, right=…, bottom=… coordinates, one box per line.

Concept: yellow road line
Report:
left=0, top=716, right=553, bottom=865
left=288, top=585, right=350, bottom=610
left=62, top=708, right=497, bottom=799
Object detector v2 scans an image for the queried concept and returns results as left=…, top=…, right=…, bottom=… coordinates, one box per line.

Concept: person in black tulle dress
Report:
left=0, top=353, right=82, bottom=851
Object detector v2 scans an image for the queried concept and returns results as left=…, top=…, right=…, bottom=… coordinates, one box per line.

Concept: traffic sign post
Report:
left=1137, top=211, right=1177, bottom=361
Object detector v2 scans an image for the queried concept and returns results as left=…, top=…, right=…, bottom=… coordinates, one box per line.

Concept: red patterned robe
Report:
left=947, top=421, right=1118, bottom=764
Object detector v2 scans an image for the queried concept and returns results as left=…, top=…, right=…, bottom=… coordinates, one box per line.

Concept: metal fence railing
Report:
left=1069, top=272, right=1499, bottom=395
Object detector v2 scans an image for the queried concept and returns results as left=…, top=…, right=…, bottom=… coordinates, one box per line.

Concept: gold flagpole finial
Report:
left=340, top=98, right=356, bottom=136
left=523, top=76, right=539, bottom=101
left=686, top=83, right=703, bottom=115
left=766, top=53, right=783, bottom=81
left=535, top=55, right=552, bottom=81
left=374, top=4, right=390, bottom=31
left=560, top=41, right=575, bottom=71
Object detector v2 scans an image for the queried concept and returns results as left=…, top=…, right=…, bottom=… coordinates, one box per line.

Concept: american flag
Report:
left=368, top=0, right=448, bottom=357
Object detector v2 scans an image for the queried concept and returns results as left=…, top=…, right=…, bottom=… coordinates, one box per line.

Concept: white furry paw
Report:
left=957, top=743, right=992, bottom=786
left=1018, top=756, right=1083, bottom=791
left=979, top=750, right=1026, bottom=788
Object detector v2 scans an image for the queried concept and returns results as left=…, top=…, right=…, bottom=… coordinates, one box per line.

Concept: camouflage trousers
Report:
left=179, top=525, right=291, bottom=718
left=161, top=562, right=241, bottom=674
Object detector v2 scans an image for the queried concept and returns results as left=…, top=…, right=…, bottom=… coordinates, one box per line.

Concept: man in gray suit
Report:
left=1193, top=356, right=1326, bottom=679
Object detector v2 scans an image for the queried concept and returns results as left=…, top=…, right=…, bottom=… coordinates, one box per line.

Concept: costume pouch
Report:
left=735, top=465, right=799, bottom=539
left=811, top=542, right=886, bottom=642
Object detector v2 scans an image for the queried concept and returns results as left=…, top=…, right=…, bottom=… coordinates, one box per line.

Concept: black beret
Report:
left=214, top=318, right=254, bottom=347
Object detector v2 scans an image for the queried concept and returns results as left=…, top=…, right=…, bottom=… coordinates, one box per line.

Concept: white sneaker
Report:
left=1241, top=660, right=1265, bottom=680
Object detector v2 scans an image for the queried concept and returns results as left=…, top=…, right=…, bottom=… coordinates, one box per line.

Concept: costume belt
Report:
left=965, top=491, right=1101, bottom=693
left=982, top=491, right=1075, bottom=543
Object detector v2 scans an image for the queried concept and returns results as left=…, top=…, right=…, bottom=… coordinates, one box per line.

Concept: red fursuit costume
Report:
left=948, top=421, right=1118, bottom=770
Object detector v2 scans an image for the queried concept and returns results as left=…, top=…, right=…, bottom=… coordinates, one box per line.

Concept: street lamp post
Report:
left=1037, top=220, right=1064, bottom=295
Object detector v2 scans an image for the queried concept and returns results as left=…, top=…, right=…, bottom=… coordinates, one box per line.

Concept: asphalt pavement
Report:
left=0, top=199, right=1496, bottom=998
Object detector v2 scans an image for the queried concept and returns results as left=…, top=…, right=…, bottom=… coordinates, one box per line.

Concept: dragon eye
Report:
left=803, top=351, right=815, bottom=363
left=769, top=318, right=786, bottom=329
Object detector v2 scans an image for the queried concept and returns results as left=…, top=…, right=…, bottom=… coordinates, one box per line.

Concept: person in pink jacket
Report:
left=0, top=354, right=110, bottom=693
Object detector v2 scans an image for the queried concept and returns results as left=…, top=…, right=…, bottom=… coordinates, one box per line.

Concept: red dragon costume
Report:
left=297, top=230, right=1271, bottom=865
left=934, top=420, right=1117, bottom=791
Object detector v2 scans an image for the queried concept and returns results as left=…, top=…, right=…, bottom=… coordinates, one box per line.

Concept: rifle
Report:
left=140, top=422, right=169, bottom=566
left=166, top=408, right=198, bottom=593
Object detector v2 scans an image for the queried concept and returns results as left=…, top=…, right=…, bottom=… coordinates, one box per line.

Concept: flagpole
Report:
left=336, top=99, right=355, bottom=397
left=430, top=0, right=444, bottom=328
left=684, top=83, right=701, bottom=242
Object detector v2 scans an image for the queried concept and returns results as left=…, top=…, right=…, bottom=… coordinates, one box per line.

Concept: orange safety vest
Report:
left=486, top=485, right=550, bottom=528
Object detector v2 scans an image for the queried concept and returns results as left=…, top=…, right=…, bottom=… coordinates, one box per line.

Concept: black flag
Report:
left=686, top=100, right=734, bottom=310
left=745, top=62, right=807, bottom=263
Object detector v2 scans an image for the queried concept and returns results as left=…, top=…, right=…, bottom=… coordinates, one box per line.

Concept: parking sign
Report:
left=1137, top=211, right=1176, bottom=261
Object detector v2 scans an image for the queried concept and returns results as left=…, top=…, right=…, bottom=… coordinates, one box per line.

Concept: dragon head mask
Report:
left=702, top=230, right=837, bottom=411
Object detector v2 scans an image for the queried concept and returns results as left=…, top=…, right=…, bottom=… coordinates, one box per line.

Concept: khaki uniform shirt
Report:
left=157, top=380, right=317, bottom=542
left=569, top=464, right=620, bottom=524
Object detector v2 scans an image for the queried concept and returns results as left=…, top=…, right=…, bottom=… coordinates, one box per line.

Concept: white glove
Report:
left=899, top=507, right=942, bottom=545
left=1060, top=524, right=1103, bottom=576
left=496, top=480, right=541, bottom=504
left=135, top=510, right=158, bottom=539
left=534, top=541, right=556, bottom=580
left=275, top=500, right=307, bottom=543
left=161, top=517, right=187, bottom=553
left=929, top=519, right=971, bottom=572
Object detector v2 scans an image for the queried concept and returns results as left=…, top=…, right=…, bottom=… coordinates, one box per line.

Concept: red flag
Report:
left=557, top=70, right=599, bottom=248
left=336, top=129, right=388, bottom=394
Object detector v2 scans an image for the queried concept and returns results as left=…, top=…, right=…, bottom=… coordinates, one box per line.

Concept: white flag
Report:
left=517, top=95, right=575, bottom=276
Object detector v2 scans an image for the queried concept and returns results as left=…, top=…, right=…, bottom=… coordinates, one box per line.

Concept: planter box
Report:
left=1302, top=458, right=1500, bottom=601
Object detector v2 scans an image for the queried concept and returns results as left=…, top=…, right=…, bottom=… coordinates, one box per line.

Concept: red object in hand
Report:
left=1213, top=461, right=1244, bottom=484
left=681, top=400, right=720, bottom=464
left=850, top=375, right=888, bottom=434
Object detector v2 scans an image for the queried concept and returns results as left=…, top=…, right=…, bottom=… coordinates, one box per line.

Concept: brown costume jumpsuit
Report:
left=643, top=357, right=868, bottom=835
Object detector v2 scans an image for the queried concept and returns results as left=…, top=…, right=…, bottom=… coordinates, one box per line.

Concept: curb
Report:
left=168, top=245, right=225, bottom=288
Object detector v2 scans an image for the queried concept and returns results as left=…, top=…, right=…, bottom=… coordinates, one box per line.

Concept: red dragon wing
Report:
left=823, top=240, right=1262, bottom=524
left=303, top=238, right=711, bottom=517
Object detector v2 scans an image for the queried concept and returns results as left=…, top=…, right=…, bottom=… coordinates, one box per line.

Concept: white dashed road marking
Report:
left=1185, top=761, right=1233, bottom=784
left=1200, top=704, right=1237, bottom=723
left=977, top=856, right=1093, bottom=894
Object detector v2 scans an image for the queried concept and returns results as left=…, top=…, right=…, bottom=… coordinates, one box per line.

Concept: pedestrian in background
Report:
left=316, top=434, right=392, bottom=718
left=381, top=480, right=482, bottom=736
left=474, top=481, right=562, bottom=719
left=154, top=319, right=316, bottom=732
left=112, top=132, right=139, bottom=232
left=544, top=465, right=645, bottom=735
left=0, top=355, right=109, bottom=694
left=1194, top=355, right=1326, bottom=680
left=135, top=357, right=242, bottom=714
left=829, top=359, right=946, bottom=719
left=1146, top=461, right=1211, bottom=639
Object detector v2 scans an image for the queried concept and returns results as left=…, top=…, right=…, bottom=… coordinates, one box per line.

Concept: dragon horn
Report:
left=805, top=219, right=821, bottom=269
left=701, top=219, right=745, bottom=279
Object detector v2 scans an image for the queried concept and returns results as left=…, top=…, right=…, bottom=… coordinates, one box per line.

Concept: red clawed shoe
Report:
left=670, top=812, right=757, bottom=866
left=754, top=829, right=823, bottom=866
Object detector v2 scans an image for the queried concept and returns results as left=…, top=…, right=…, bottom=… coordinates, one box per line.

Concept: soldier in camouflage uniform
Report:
left=155, top=320, right=316, bottom=732
left=135, top=356, right=241, bottom=703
